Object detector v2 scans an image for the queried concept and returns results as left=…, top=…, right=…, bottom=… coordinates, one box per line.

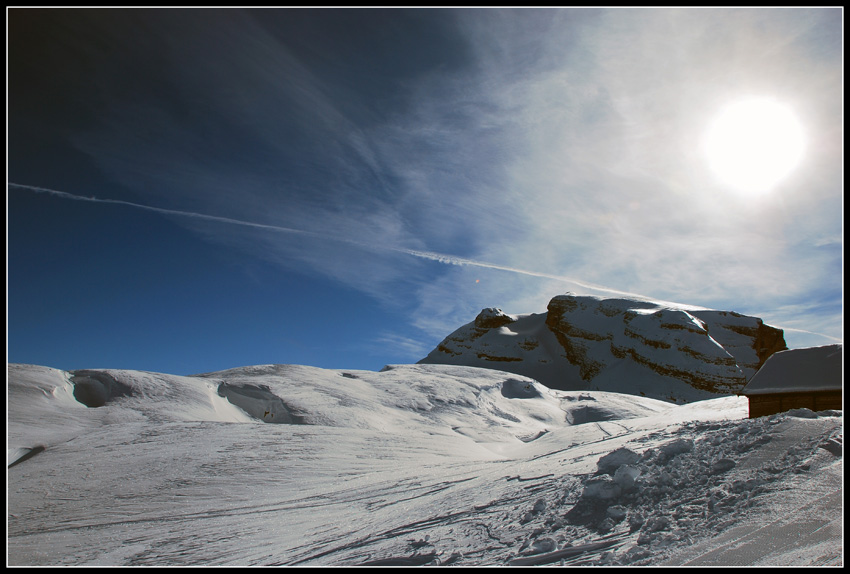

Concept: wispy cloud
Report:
left=23, top=8, right=840, bottom=352
left=9, top=182, right=666, bottom=303
left=369, top=332, right=434, bottom=363
left=431, top=9, right=842, bottom=320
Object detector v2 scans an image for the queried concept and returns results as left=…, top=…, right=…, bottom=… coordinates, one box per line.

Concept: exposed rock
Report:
left=419, top=293, right=787, bottom=403
left=473, top=308, right=517, bottom=330
left=434, top=308, right=524, bottom=363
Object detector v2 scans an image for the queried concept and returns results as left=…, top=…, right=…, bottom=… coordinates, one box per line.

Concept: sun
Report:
left=703, top=97, right=804, bottom=195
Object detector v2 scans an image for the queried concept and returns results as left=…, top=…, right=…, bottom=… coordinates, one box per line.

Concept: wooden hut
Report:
left=741, top=344, right=842, bottom=418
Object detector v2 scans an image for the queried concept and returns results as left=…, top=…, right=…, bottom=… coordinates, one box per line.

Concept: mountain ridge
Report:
left=419, top=293, right=787, bottom=403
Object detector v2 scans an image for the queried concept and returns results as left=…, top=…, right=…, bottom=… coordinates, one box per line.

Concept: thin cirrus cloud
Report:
left=24, top=8, right=841, bottom=351
left=9, top=182, right=660, bottom=303
left=448, top=11, right=840, bottom=312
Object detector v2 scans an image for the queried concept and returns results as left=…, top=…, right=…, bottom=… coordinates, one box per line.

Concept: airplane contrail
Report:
left=7, top=181, right=678, bottom=302
left=395, top=247, right=657, bottom=299
left=779, top=327, right=843, bottom=343
left=8, top=182, right=317, bottom=237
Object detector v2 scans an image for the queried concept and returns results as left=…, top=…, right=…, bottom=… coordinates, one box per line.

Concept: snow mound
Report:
left=197, top=363, right=575, bottom=447
left=8, top=362, right=676, bottom=460
left=559, top=391, right=671, bottom=425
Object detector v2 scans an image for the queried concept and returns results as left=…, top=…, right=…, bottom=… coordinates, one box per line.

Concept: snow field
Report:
left=7, top=362, right=843, bottom=566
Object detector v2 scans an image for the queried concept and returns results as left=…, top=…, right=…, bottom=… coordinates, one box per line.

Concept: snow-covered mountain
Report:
left=7, top=360, right=842, bottom=566
left=419, top=293, right=787, bottom=403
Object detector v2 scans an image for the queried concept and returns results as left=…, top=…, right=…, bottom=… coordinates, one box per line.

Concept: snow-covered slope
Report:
left=419, top=293, right=787, bottom=403
left=7, top=363, right=668, bottom=465
left=7, top=361, right=841, bottom=566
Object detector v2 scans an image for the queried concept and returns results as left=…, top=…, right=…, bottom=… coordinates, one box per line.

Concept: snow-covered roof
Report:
left=742, top=344, right=843, bottom=395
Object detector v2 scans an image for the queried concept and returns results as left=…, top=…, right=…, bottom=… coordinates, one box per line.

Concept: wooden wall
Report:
left=746, top=390, right=843, bottom=418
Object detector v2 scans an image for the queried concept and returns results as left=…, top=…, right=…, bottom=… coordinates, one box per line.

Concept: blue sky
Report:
left=8, top=8, right=843, bottom=376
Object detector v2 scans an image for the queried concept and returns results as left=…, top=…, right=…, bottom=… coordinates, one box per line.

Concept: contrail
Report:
left=395, top=247, right=657, bottom=299
left=779, top=327, right=843, bottom=343
left=7, top=181, right=673, bottom=302
left=8, top=182, right=317, bottom=237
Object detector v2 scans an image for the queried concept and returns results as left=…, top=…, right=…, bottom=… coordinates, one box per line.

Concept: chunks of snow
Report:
left=597, top=447, right=641, bottom=475
left=613, top=465, right=641, bottom=491
left=656, top=437, right=694, bottom=460
left=710, top=458, right=737, bottom=474
left=785, top=408, right=817, bottom=419
left=530, top=537, right=557, bottom=554
left=532, top=498, right=547, bottom=514
left=582, top=475, right=622, bottom=500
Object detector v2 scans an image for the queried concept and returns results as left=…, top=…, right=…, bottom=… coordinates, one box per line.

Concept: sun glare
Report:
left=704, top=98, right=804, bottom=195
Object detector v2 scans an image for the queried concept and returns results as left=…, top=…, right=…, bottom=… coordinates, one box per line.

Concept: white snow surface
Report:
left=7, top=362, right=843, bottom=566
left=742, top=344, right=843, bottom=395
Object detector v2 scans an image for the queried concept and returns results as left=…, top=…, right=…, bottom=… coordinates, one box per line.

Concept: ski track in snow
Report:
left=6, top=363, right=843, bottom=567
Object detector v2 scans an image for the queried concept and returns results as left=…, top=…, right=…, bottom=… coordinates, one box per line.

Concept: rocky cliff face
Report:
left=419, top=293, right=787, bottom=403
